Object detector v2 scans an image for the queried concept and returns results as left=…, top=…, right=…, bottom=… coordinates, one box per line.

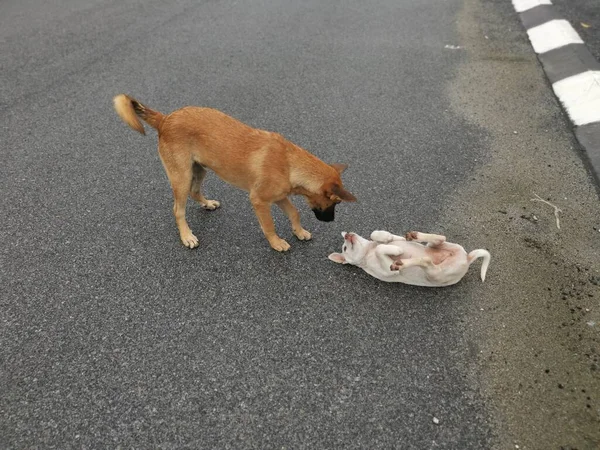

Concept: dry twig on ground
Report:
left=531, top=194, right=562, bottom=229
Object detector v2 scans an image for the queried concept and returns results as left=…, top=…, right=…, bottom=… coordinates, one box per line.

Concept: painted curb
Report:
left=512, top=0, right=600, bottom=187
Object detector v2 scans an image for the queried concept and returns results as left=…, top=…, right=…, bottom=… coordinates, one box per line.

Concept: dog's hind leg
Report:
left=159, top=145, right=199, bottom=248
left=276, top=198, right=312, bottom=241
left=374, top=244, right=404, bottom=271
left=190, top=163, right=220, bottom=210
left=405, top=231, right=446, bottom=247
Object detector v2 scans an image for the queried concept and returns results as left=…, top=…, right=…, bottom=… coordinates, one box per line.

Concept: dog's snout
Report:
left=312, top=205, right=336, bottom=222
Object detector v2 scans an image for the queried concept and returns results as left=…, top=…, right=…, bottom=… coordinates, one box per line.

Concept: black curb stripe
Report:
left=538, top=43, right=600, bottom=84
left=520, top=5, right=562, bottom=31
left=575, top=123, right=600, bottom=187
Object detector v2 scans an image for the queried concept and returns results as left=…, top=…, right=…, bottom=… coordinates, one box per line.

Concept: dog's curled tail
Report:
left=467, top=249, right=491, bottom=282
left=113, top=94, right=164, bottom=135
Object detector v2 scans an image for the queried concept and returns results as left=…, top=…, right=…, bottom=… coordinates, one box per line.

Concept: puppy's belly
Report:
left=393, top=267, right=437, bottom=286
left=427, top=248, right=457, bottom=265
left=369, top=264, right=464, bottom=287
left=363, top=265, right=430, bottom=286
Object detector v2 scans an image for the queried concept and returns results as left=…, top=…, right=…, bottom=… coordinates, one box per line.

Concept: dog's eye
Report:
left=343, top=245, right=347, bottom=252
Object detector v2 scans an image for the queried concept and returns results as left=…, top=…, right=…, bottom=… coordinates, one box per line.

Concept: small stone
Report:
left=432, top=417, right=440, bottom=424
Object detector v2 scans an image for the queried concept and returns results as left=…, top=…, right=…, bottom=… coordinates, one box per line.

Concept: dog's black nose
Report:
left=312, top=205, right=335, bottom=222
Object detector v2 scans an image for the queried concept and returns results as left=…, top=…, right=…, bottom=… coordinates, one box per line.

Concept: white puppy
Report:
left=328, top=230, right=490, bottom=287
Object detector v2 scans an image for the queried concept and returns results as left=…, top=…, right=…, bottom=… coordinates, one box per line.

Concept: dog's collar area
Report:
left=356, top=241, right=378, bottom=268
left=355, top=254, right=370, bottom=269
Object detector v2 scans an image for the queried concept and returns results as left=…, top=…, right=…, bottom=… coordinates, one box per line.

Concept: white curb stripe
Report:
left=553, top=71, right=600, bottom=126
left=527, top=20, right=583, bottom=54
left=512, top=0, right=552, bottom=13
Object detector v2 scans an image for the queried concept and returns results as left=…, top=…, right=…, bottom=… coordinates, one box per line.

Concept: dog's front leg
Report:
left=276, top=198, right=312, bottom=241
left=371, top=230, right=406, bottom=244
left=250, top=195, right=290, bottom=252
left=374, top=244, right=404, bottom=272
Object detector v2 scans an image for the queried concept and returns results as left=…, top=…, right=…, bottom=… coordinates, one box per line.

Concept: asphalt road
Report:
left=1, top=0, right=599, bottom=449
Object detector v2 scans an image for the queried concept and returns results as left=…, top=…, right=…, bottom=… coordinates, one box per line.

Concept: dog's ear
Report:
left=328, top=252, right=347, bottom=264
left=330, top=163, right=348, bottom=174
left=341, top=231, right=347, bottom=238
left=331, top=184, right=357, bottom=202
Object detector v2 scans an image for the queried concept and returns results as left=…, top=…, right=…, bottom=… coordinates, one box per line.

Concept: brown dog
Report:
left=113, top=95, right=356, bottom=251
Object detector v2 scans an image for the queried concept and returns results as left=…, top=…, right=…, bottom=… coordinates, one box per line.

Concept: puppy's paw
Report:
left=371, top=230, right=393, bottom=243
left=390, top=261, right=403, bottom=271
left=405, top=231, right=419, bottom=241
left=181, top=232, right=199, bottom=249
left=294, top=228, right=312, bottom=241
left=269, top=237, right=291, bottom=252
left=201, top=200, right=221, bottom=210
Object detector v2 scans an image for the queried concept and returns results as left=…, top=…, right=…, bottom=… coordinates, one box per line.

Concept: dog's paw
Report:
left=371, top=230, right=393, bottom=243
left=390, top=261, right=403, bottom=271
left=269, top=237, right=291, bottom=252
left=294, top=228, right=312, bottom=241
left=181, top=232, right=199, bottom=249
left=201, top=200, right=221, bottom=210
left=405, top=231, right=419, bottom=241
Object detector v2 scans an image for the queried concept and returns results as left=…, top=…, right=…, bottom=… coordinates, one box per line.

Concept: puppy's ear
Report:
left=332, top=185, right=357, bottom=202
left=330, top=163, right=348, bottom=174
left=328, top=253, right=347, bottom=264
left=341, top=231, right=347, bottom=238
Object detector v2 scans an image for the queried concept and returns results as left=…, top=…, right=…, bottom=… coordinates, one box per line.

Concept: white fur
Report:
left=328, top=230, right=490, bottom=287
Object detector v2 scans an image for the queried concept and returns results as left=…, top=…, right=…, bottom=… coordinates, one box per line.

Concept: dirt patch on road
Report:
left=446, top=0, right=600, bottom=448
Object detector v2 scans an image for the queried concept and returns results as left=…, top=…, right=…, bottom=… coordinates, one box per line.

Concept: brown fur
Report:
left=113, top=94, right=356, bottom=251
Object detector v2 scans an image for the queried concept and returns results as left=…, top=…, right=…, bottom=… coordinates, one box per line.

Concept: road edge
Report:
left=512, top=0, right=600, bottom=188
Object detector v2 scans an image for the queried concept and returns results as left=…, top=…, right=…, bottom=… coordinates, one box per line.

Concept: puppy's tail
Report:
left=467, top=249, right=491, bottom=282
left=113, top=94, right=164, bottom=135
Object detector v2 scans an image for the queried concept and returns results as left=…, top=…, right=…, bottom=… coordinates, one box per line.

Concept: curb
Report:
left=512, top=0, right=600, bottom=187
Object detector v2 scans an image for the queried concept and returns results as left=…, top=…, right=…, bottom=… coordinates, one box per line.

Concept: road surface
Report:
left=1, top=0, right=599, bottom=448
